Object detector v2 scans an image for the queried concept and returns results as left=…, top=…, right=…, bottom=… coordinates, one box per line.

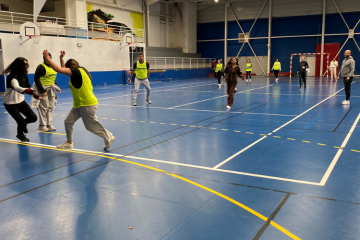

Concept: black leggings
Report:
left=216, top=71, right=222, bottom=84
left=4, top=101, right=37, bottom=136
left=344, top=77, right=353, bottom=100
left=299, top=71, right=307, bottom=87
left=246, top=71, right=251, bottom=79
left=274, top=70, right=279, bottom=78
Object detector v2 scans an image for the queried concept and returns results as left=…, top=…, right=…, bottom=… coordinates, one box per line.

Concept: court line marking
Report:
left=96, top=104, right=297, bottom=117
left=213, top=87, right=345, bottom=169
left=0, top=139, right=300, bottom=240
left=0, top=137, right=320, bottom=186
left=56, top=81, right=216, bottom=105
left=168, top=85, right=274, bottom=109
left=319, top=113, right=360, bottom=186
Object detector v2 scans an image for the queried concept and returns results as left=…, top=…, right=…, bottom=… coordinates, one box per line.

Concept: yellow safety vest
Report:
left=40, top=63, right=57, bottom=86
left=274, top=62, right=280, bottom=70
left=69, top=68, right=98, bottom=109
left=135, top=61, right=148, bottom=79
left=246, top=63, right=252, bottom=71
left=215, top=63, right=223, bottom=72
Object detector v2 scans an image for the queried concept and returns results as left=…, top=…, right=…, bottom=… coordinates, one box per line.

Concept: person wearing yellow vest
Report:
left=246, top=59, right=252, bottom=82
left=43, top=50, right=115, bottom=150
left=128, top=54, right=151, bottom=106
left=33, top=52, right=61, bottom=132
left=215, top=59, right=223, bottom=87
left=271, top=59, right=281, bottom=81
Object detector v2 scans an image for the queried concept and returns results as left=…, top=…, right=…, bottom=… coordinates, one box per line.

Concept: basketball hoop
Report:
left=29, top=35, right=41, bottom=44
left=128, top=42, right=137, bottom=51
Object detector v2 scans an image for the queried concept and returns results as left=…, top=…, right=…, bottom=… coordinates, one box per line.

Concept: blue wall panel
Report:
left=150, top=69, right=212, bottom=81
left=0, top=75, right=4, bottom=93
left=197, top=12, right=360, bottom=74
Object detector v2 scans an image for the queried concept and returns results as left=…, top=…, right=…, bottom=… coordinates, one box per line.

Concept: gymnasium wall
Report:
left=197, top=12, right=360, bottom=75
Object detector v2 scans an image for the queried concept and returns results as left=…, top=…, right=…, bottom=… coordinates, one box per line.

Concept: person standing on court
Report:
left=271, top=59, right=281, bottom=81
left=43, top=50, right=115, bottom=150
left=297, top=56, right=309, bottom=89
left=245, top=59, right=252, bottom=82
left=3, top=57, right=44, bottom=142
left=225, top=57, right=244, bottom=110
left=330, top=58, right=338, bottom=81
left=128, top=53, right=151, bottom=106
left=211, top=59, right=216, bottom=78
left=337, top=50, right=355, bottom=105
left=215, top=59, right=223, bottom=87
left=32, top=52, right=61, bottom=132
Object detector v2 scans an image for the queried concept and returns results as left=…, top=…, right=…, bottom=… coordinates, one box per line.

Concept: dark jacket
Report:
left=298, top=61, right=309, bottom=72
left=225, top=64, right=242, bottom=82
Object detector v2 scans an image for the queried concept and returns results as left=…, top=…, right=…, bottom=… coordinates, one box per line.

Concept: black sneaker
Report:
left=16, top=134, right=29, bottom=142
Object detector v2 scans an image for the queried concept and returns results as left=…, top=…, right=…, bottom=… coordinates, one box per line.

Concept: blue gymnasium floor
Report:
left=0, top=77, right=360, bottom=240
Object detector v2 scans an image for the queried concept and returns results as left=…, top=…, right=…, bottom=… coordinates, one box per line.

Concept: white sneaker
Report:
left=57, top=141, right=73, bottom=149
left=47, top=125, right=56, bottom=131
left=246, top=79, right=248, bottom=82
left=37, top=126, right=49, bottom=132
left=249, top=79, right=252, bottom=82
left=146, top=99, right=152, bottom=104
left=342, top=100, right=350, bottom=105
left=133, top=101, right=137, bottom=106
left=218, top=84, right=221, bottom=87
left=226, top=105, right=231, bottom=109
left=104, top=135, right=115, bottom=150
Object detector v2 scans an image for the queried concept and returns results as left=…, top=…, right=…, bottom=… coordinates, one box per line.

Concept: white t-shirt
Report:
left=330, top=61, right=338, bottom=68
left=3, top=79, right=28, bottom=105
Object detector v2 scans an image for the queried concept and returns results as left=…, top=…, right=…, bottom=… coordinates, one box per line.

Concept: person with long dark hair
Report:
left=224, top=57, right=244, bottom=110
left=43, top=50, right=115, bottom=150
left=3, top=57, right=44, bottom=142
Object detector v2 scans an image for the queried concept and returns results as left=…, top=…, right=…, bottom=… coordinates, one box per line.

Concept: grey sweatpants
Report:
left=133, top=77, right=151, bottom=101
left=64, top=104, right=112, bottom=143
left=38, top=87, right=57, bottom=126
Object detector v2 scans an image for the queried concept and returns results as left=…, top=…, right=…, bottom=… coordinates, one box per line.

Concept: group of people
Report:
left=2, top=49, right=355, bottom=144
left=213, top=49, right=355, bottom=109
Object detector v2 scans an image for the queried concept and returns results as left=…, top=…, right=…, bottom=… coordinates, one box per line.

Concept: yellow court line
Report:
left=351, top=149, right=360, bottom=153
left=182, top=125, right=188, bottom=127
left=333, top=146, right=343, bottom=149
left=130, top=120, right=136, bottom=122
left=160, top=123, right=166, bottom=125
left=111, top=119, right=117, bottom=121
left=302, top=141, right=310, bottom=143
left=171, top=124, right=177, bottom=125
left=189, top=125, right=197, bottom=127
left=317, top=143, right=326, bottom=146
left=210, top=128, right=217, bottom=130
left=60, top=115, right=66, bottom=116
left=150, top=122, right=156, bottom=124
left=121, top=119, right=126, bottom=121
left=246, top=132, right=254, bottom=134
left=260, top=134, right=267, bottom=136
left=102, top=118, right=108, bottom=120
left=273, top=136, right=281, bottom=138
left=44, top=132, right=66, bottom=136
left=0, top=138, right=301, bottom=240
left=234, top=130, right=241, bottom=133
left=140, top=121, right=146, bottom=123
left=287, top=138, right=295, bottom=141
left=221, top=129, right=228, bottom=131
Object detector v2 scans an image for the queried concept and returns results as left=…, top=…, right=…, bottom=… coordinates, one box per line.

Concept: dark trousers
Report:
left=4, top=101, right=37, bottom=136
left=344, top=77, right=353, bottom=100
left=274, top=70, right=279, bottom=78
left=227, top=81, right=237, bottom=106
left=299, top=71, right=307, bottom=87
left=216, top=71, right=222, bottom=84
left=246, top=71, right=252, bottom=79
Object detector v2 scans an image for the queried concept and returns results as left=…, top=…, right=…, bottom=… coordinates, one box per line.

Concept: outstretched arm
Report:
left=43, top=50, right=72, bottom=77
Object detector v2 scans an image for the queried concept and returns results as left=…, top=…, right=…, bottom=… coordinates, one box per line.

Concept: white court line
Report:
left=57, top=80, right=212, bottom=102
left=0, top=137, right=321, bottom=185
left=96, top=103, right=297, bottom=116
left=213, top=86, right=346, bottom=169
left=319, top=113, right=360, bottom=186
left=168, top=85, right=274, bottom=109
left=57, top=82, right=215, bottom=106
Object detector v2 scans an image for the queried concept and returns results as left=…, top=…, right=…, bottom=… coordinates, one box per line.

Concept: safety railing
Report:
left=0, top=11, right=144, bottom=42
left=146, top=57, right=213, bottom=70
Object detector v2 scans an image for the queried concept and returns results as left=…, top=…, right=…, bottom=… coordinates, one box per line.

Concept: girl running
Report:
left=3, top=57, right=44, bottom=142
left=43, top=50, right=115, bottom=150
left=271, top=59, right=281, bottom=81
left=215, top=59, right=223, bottom=87
left=224, top=57, right=244, bottom=110
left=246, top=59, right=252, bottom=82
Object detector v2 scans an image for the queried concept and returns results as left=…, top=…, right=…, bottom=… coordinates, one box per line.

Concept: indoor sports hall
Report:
left=0, top=0, right=359, bottom=239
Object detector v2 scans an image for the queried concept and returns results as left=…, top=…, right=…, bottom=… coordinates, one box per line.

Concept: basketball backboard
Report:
left=19, top=22, right=41, bottom=44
